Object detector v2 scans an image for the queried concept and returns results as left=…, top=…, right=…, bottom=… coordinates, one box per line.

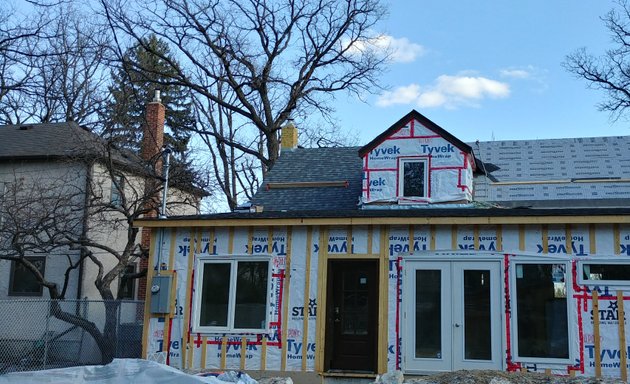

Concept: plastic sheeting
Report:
left=0, top=359, right=254, bottom=384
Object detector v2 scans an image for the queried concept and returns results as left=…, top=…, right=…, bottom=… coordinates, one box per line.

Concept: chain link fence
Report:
left=0, top=299, right=144, bottom=373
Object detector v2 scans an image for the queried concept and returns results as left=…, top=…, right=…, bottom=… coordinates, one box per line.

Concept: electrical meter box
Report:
left=150, top=275, right=172, bottom=314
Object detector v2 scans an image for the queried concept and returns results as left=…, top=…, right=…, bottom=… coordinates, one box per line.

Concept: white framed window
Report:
left=511, top=261, right=572, bottom=363
left=578, top=260, right=630, bottom=286
left=398, top=158, right=428, bottom=198
left=193, top=256, right=272, bottom=333
left=110, top=173, right=124, bottom=206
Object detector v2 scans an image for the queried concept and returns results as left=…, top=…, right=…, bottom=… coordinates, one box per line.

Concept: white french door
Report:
left=404, top=261, right=502, bottom=373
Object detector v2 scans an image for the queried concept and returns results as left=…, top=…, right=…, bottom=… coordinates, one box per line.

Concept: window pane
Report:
left=464, top=269, right=491, bottom=360
left=516, top=264, right=568, bottom=358
left=583, top=264, right=630, bottom=282
left=118, top=265, right=136, bottom=299
left=199, top=263, right=231, bottom=327
left=234, top=261, right=268, bottom=329
left=10, top=257, right=45, bottom=296
left=403, top=161, right=425, bottom=197
left=415, top=269, right=441, bottom=358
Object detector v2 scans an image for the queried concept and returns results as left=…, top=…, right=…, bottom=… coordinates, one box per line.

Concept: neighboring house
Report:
left=0, top=96, right=202, bottom=301
left=139, top=110, right=630, bottom=380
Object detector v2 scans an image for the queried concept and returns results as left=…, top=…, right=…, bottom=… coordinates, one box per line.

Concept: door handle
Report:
left=454, top=323, right=460, bottom=328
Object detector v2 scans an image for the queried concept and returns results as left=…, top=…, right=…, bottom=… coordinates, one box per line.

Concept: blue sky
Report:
left=337, top=1, right=629, bottom=145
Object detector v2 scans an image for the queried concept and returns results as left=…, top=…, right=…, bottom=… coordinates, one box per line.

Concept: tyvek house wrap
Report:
left=145, top=224, right=630, bottom=379
left=361, top=118, right=474, bottom=205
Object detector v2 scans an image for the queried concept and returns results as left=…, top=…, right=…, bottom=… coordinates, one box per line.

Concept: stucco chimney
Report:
left=281, top=120, right=298, bottom=150
left=142, top=90, right=165, bottom=162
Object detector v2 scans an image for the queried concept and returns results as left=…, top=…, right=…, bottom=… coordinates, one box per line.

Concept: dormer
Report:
left=359, top=110, right=476, bottom=207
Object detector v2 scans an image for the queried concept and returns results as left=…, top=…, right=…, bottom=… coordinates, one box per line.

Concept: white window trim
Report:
left=398, top=157, right=429, bottom=199
left=510, top=260, right=574, bottom=364
left=192, top=255, right=272, bottom=334
left=577, top=259, right=630, bottom=286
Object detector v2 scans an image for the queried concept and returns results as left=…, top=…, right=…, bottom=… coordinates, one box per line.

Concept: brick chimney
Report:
left=281, top=120, right=298, bottom=151
left=142, top=90, right=165, bottom=162
left=138, top=90, right=165, bottom=301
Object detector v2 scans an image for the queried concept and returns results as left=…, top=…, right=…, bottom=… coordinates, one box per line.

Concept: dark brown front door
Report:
left=325, top=260, right=378, bottom=372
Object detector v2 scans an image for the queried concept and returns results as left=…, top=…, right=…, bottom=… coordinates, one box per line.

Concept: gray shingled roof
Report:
left=472, top=136, right=630, bottom=208
left=0, top=122, right=106, bottom=159
left=248, top=135, right=630, bottom=212
left=0, top=121, right=147, bottom=171
left=250, top=147, right=363, bottom=211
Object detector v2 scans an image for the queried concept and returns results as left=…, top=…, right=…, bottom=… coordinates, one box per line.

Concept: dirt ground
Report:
left=404, top=370, right=626, bottom=384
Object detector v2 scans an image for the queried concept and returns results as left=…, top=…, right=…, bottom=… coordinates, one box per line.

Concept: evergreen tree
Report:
left=103, top=35, right=194, bottom=161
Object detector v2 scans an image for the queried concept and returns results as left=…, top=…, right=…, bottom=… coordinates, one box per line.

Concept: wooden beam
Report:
left=315, top=226, right=329, bottom=372
left=617, top=290, right=628, bottom=382
left=377, top=226, right=389, bottom=374
left=281, top=227, right=293, bottom=371
left=137, top=215, right=630, bottom=228
left=593, top=291, right=602, bottom=378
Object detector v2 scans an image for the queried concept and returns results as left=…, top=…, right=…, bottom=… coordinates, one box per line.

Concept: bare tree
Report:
left=0, top=140, right=200, bottom=363
left=0, top=4, right=110, bottom=128
left=565, top=0, right=630, bottom=120
left=0, top=4, right=49, bottom=124
left=98, top=0, right=387, bottom=208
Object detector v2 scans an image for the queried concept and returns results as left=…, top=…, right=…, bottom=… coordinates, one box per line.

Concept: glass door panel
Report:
left=415, top=269, right=443, bottom=358
left=452, top=262, right=502, bottom=371
left=405, top=260, right=502, bottom=373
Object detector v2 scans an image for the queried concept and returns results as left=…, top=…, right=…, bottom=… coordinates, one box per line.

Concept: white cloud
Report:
left=346, top=34, right=425, bottom=63
left=500, top=69, right=531, bottom=79
left=376, top=74, right=510, bottom=109
left=500, top=65, right=549, bottom=93
left=500, top=67, right=532, bottom=79
left=376, top=84, right=421, bottom=107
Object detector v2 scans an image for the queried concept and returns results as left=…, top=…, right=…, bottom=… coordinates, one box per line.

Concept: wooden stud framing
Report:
left=261, top=337, right=267, bottom=370
left=409, top=225, right=414, bottom=253
left=377, top=225, right=389, bottom=374
left=181, top=229, right=196, bottom=368
left=451, top=225, right=458, bottom=250
left=367, top=225, right=373, bottom=254
left=542, top=225, right=549, bottom=253
left=430, top=225, right=436, bottom=250
left=267, top=227, right=274, bottom=254
left=168, top=230, right=177, bottom=268
left=221, top=335, right=228, bottom=369
left=302, top=227, right=313, bottom=371
left=473, top=225, right=479, bottom=250
left=566, top=224, right=572, bottom=255
left=315, top=226, right=329, bottom=372
left=281, top=227, right=293, bottom=371
left=617, top=290, right=628, bottom=381
left=228, top=227, right=235, bottom=254
left=544, top=368, right=551, bottom=376
left=593, top=291, right=602, bottom=378
left=348, top=225, right=353, bottom=254
left=200, top=336, right=208, bottom=369
left=240, top=337, right=247, bottom=370
left=142, top=230, right=157, bottom=358
left=589, top=224, right=597, bottom=255
left=518, top=224, right=525, bottom=251
left=496, top=224, right=503, bottom=251
left=614, top=224, right=620, bottom=255
left=248, top=226, right=253, bottom=254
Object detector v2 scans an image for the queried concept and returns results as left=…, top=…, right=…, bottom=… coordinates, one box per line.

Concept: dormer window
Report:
left=399, top=158, right=428, bottom=198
